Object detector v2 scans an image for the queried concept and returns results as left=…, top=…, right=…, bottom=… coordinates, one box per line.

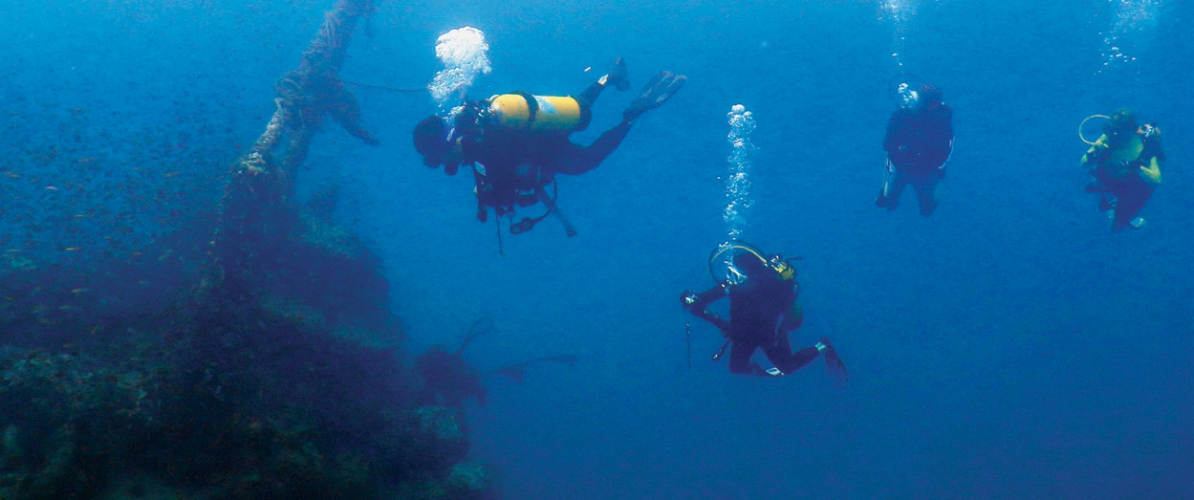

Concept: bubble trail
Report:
left=880, top=0, right=919, bottom=67
left=428, top=27, right=492, bottom=109
left=724, top=104, right=756, bottom=241
left=1099, top=0, right=1160, bottom=70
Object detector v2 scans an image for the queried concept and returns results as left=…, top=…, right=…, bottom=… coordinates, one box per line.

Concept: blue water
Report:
left=3, top=0, right=1192, bottom=498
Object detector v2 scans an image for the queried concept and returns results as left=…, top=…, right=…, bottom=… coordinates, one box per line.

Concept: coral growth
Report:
left=0, top=0, right=495, bottom=498
left=0, top=259, right=490, bottom=499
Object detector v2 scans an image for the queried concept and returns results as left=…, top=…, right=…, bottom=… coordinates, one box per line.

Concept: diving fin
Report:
left=820, top=337, right=848, bottom=386
left=623, top=71, right=686, bottom=121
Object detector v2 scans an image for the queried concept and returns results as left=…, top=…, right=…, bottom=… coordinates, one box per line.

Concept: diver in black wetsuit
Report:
left=875, top=84, right=954, bottom=216
left=681, top=242, right=847, bottom=381
left=413, top=58, right=686, bottom=228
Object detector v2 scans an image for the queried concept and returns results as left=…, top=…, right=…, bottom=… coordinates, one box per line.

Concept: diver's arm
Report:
left=941, top=138, right=954, bottom=175
left=928, top=138, right=954, bottom=178
left=778, top=300, right=804, bottom=334
left=883, top=112, right=905, bottom=155
left=942, top=106, right=954, bottom=139
left=681, top=284, right=731, bottom=336
left=939, top=109, right=954, bottom=175
left=471, top=163, right=489, bottom=221
left=1138, top=126, right=1163, bottom=185
left=1081, top=135, right=1109, bottom=166
left=1140, top=156, right=1162, bottom=185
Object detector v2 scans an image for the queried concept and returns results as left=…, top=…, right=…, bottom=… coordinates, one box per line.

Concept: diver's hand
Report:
left=1082, top=143, right=1109, bottom=166
left=1139, top=163, right=1162, bottom=185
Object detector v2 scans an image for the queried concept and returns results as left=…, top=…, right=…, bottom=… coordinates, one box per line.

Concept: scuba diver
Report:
left=680, top=242, right=848, bottom=382
left=1080, top=108, right=1163, bottom=232
left=413, top=58, right=686, bottom=235
left=875, top=83, right=954, bottom=216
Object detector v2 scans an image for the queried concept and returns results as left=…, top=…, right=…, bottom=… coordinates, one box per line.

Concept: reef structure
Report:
left=211, top=0, right=379, bottom=304
left=0, top=1, right=494, bottom=499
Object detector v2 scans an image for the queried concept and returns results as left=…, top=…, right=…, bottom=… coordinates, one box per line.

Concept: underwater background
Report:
left=1, top=0, right=1191, bottom=498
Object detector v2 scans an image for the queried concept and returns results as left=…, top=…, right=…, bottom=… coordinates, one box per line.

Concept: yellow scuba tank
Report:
left=488, top=93, right=586, bottom=133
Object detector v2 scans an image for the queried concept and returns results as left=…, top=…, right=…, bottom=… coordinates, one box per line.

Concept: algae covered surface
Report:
left=0, top=0, right=493, bottom=498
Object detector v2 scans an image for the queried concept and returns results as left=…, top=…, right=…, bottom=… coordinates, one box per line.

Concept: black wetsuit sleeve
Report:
left=682, top=283, right=730, bottom=334
left=1144, top=129, right=1165, bottom=161
left=941, top=107, right=955, bottom=139
left=884, top=109, right=912, bottom=157
left=924, top=107, right=954, bottom=168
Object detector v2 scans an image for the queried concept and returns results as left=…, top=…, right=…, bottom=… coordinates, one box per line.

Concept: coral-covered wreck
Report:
left=0, top=1, right=492, bottom=498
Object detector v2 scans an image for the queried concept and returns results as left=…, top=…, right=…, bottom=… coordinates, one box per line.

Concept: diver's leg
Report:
left=761, top=334, right=820, bottom=375
left=572, top=83, right=604, bottom=134
left=1109, top=183, right=1153, bottom=231
left=572, top=59, right=629, bottom=132
left=728, top=341, right=762, bottom=375
left=475, top=196, right=488, bottom=222
left=576, top=58, right=629, bottom=108
left=547, top=121, right=633, bottom=175
left=915, top=174, right=941, bottom=216
left=1088, top=169, right=1119, bottom=213
left=876, top=159, right=896, bottom=208
left=883, top=170, right=908, bottom=211
left=576, top=81, right=605, bottom=112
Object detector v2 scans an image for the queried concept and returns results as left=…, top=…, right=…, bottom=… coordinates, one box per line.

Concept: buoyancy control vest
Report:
left=1092, top=125, right=1163, bottom=181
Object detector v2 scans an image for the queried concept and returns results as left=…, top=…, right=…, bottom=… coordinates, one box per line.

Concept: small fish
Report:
left=71, top=288, right=89, bottom=294
left=45, top=186, right=59, bottom=191
left=64, top=247, right=81, bottom=251
left=3, top=172, right=20, bottom=178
